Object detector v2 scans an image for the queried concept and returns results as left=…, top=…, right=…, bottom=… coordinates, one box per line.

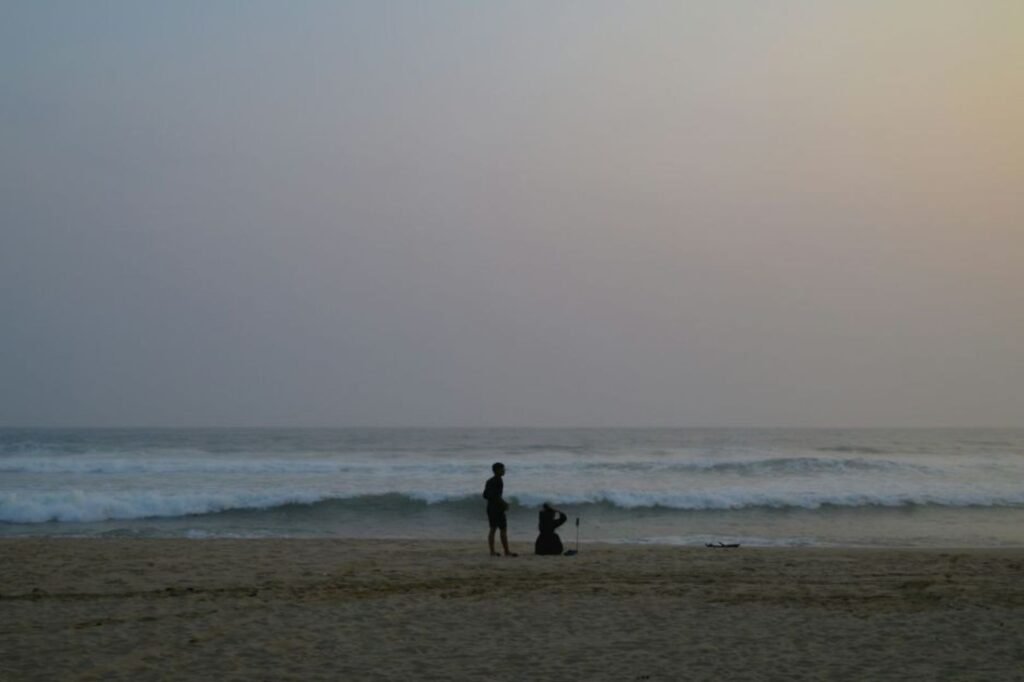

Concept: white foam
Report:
left=0, top=489, right=328, bottom=523
left=3, top=484, right=1024, bottom=525
left=508, top=488, right=1024, bottom=511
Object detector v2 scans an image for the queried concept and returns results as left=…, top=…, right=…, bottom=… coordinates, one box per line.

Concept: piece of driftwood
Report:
left=705, top=542, right=741, bottom=548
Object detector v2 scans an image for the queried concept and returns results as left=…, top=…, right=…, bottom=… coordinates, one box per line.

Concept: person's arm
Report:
left=553, top=511, right=567, bottom=529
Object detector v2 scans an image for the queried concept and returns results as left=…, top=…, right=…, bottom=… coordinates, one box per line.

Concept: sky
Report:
left=1, top=1, right=1022, bottom=427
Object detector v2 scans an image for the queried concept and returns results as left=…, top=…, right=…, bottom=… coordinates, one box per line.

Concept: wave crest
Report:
left=4, top=488, right=1024, bottom=525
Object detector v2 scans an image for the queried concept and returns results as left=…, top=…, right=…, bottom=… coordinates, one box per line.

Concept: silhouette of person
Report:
left=534, top=502, right=567, bottom=555
left=483, top=462, right=516, bottom=556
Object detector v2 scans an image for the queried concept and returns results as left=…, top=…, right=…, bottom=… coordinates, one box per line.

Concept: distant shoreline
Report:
left=3, top=536, right=1024, bottom=550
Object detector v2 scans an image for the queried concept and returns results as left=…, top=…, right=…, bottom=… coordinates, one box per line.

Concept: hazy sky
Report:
left=2, top=1, right=1021, bottom=427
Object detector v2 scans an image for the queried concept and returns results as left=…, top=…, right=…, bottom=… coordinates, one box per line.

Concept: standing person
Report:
left=483, top=462, right=516, bottom=557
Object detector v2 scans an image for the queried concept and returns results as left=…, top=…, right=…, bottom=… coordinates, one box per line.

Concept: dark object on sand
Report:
left=535, top=504, right=567, bottom=555
left=706, top=542, right=741, bottom=548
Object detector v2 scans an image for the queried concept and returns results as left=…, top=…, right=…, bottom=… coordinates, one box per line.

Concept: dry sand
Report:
left=2, top=539, right=1023, bottom=681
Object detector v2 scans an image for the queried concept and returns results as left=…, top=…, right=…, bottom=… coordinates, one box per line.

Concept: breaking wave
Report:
left=3, top=488, right=1024, bottom=525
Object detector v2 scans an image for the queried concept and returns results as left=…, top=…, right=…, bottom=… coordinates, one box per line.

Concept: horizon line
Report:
left=1, top=424, right=1020, bottom=431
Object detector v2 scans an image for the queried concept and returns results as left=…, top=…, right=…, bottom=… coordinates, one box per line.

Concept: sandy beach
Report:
left=2, top=539, right=1023, bottom=681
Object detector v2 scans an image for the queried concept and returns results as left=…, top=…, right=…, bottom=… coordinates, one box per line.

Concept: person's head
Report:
left=492, top=462, right=505, bottom=476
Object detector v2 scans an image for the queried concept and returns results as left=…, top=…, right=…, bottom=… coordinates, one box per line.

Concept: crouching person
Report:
left=534, top=502, right=567, bottom=555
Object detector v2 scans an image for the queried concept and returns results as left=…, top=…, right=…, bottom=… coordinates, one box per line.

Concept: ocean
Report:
left=2, top=428, right=1023, bottom=547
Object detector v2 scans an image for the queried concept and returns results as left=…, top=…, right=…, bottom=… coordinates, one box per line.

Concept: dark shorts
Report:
left=487, top=507, right=507, bottom=531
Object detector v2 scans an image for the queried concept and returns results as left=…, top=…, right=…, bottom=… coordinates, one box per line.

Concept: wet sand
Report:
left=2, top=539, right=1023, bottom=681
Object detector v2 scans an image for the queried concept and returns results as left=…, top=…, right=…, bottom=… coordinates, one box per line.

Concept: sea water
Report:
left=2, top=428, right=1023, bottom=547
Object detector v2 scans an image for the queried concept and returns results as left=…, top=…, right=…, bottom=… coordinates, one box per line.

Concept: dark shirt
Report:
left=483, top=475, right=504, bottom=511
left=535, top=509, right=567, bottom=555
left=538, top=510, right=567, bottom=534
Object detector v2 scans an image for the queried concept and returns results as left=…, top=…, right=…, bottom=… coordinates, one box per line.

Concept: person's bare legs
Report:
left=488, top=528, right=500, bottom=556
left=500, top=529, right=514, bottom=556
